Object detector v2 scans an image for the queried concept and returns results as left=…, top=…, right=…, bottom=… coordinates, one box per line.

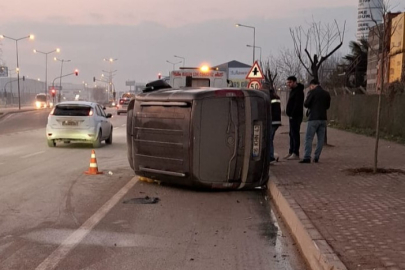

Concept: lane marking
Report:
left=21, top=151, right=45, bottom=159
left=35, top=176, right=139, bottom=270
left=113, top=127, right=119, bottom=130
left=121, top=124, right=126, bottom=127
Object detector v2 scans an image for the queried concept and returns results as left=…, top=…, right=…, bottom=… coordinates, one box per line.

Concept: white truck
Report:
left=168, top=67, right=228, bottom=88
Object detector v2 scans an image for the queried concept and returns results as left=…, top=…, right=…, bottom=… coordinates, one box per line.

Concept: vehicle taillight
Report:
left=89, top=109, right=94, bottom=116
left=49, top=108, right=55, bottom=115
left=120, top=99, right=124, bottom=104
left=215, top=90, right=244, bottom=97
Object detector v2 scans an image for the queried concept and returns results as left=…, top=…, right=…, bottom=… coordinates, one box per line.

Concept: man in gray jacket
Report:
left=299, top=79, right=331, bottom=164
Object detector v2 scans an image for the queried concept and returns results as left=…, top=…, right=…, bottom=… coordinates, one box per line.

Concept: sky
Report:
left=0, top=0, right=404, bottom=89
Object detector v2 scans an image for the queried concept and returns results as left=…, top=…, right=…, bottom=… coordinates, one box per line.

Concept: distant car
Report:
left=116, top=98, right=131, bottom=115
left=46, top=101, right=113, bottom=148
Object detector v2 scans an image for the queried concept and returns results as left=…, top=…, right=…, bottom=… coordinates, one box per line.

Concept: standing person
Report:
left=284, top=76, right=304, bottom=160
left=260, top=82, right=281, bottom=164
left=269, top=88, right=282, bottom=164
left=299, top=79, right=331, bottom=164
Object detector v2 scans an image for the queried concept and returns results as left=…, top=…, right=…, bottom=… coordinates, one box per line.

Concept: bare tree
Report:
left=261, top=58, right=278, bottom=91
left=290, top=19, right=346, bottom=83
left=276, top=48, right=306, bottom=83
left=366, top=0, right=402, bottom=173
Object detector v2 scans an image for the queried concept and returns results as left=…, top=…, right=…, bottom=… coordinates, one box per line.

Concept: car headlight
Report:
left=36, top=101, right=41, bottom=108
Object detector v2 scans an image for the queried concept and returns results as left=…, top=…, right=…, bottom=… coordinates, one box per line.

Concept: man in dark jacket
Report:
left=285, top=76, right=304, bottom=160
left=299, top=79, right=331, bottom=163
left=261, top=82, right=282, bottom=164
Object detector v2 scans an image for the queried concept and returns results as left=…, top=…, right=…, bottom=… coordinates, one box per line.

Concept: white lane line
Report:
left=113, top=127, right=119, bottom=130
left=121, top=124, right=126, bottom=127
left=35, top=176, right=139, bottom=270
left=21, top=151, right=45, bottom=159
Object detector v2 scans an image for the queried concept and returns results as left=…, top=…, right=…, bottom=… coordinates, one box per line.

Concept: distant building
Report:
left=213, top=60, right=251, bottom=88
left=388, top=13, right=405, bottom=83
left=366, top=12, right=402, bottom=93
left=357, top=0, right=383, bottom=40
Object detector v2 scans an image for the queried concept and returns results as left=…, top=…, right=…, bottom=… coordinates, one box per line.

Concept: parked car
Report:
left=46, top=101, right=113, bottom=148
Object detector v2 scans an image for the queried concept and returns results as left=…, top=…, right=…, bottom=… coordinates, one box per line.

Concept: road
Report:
left=0, top=108, right=307, bottom=270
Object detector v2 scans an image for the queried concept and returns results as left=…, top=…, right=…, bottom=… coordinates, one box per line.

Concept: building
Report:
left=366, top=12, right=402, bottom=93
left=388, top=12, right=405, bottom=83
left=213, top=60, right=251, bottom=88
left=357, top=0, right=383, bottom=41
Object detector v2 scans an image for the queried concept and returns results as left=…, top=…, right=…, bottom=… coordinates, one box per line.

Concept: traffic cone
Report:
left=85, top=150, right=103, bottom=175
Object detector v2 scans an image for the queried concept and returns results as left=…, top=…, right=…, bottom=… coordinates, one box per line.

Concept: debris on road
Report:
left=122, top=196, right=160, bottom=204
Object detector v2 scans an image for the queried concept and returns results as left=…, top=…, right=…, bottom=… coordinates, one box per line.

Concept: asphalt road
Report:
left=0, top=108, right=308, bottom=270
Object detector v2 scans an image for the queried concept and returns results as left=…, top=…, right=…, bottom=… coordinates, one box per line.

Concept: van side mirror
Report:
left=106, top=113, right=112, bottom=118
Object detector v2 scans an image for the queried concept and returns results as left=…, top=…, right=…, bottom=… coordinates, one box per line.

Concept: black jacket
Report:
left=304, top=85, right=331, bottom=121
left=286, top=83, right=304, bottom=119
left=270, top=93, right=281, bottom=126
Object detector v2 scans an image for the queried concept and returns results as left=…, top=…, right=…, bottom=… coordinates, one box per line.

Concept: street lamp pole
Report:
left=54, top=57, right=71, bottom=102
left=0, top=34, right=35, bottom=109
left=33, top=48, right=60, bottom=97
left=236, top=24, right=256, bottom=64
left=166, top=60, right=182, bottom=71
left=246, top=45, right=262, bottom=63
left=174, top=55, right=185, bottom=67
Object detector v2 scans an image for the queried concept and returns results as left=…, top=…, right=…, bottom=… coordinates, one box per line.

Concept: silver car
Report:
left=46, top=101, right=113, bottom=148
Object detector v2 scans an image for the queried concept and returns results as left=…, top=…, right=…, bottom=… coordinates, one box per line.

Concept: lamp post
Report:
left=54, top=57, right=71, bottom=102
left=103, top=58, right=118, bottom=102
left=0, top=34, right=35, bottom=109
left=166, top=60, right=182, bottom=71
left=33, top=48, right=60, bottom=98
left=246, top=45, right=262, bottom=63
left=235, top=24, right=256, bottom=64
left=174, top=55, right=185, bottom=67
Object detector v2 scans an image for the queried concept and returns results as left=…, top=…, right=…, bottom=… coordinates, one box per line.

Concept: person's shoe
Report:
left=269, top=157, right=279, bottom=164
left=287, top=153, right=300, bottom=160
left=283, top=153, right=292, bottom=159
left=299, top=158, right=311, bottom=164
left=313, top=158, right=319, bottom=163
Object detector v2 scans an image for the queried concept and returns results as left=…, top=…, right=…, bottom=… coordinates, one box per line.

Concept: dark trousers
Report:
left=289, top=117, right=302, bottom=156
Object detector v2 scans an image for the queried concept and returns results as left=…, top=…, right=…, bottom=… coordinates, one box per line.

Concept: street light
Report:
left=0, top=34, right=35, bottom=109
left=166, top=60, right=182, bottom=71
left=246, top=45, right=262, bottom=63
left=33, top=48, right=60, bottom=98
left=236, top=23, right=256, bottom=64
left=54, top=57, right=71, bottom=102
left=174, top=55, right=185, bottom=67
left=103, top=58, right=118, bottom=102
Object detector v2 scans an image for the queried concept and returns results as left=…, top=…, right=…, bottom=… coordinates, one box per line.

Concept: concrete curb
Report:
left=268, top=174, right=347, bottom=270
left=0, top=108, right=37, bottom=120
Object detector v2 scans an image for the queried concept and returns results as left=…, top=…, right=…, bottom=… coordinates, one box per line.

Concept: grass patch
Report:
left=328, top=121, right=405, bottom=145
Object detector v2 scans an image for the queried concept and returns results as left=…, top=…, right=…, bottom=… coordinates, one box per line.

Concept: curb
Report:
left=0, top=108, right=37, bottom=120
left=268, top=174, right=347, bottom=270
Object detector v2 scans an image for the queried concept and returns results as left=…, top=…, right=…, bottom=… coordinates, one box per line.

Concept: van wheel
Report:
left=93, top=130, right=102, bottom=148
left=105, top=128, right=113, bottom=144
left=117, top=112, right=120, bottom=115
left=47, top=139, right=56, bottom=147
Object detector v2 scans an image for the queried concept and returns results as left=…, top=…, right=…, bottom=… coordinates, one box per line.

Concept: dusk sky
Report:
left=0, top=0, right=403, bottom=89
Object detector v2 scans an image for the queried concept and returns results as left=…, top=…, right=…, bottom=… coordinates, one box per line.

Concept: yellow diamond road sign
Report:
left=246, top=61, right=264, bottom=80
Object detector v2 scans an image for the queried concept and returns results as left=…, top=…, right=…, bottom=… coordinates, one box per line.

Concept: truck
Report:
left=168, top=67, right=228, bottom=88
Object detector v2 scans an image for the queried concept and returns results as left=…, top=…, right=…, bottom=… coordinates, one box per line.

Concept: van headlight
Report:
left=36, top=101, right=41, bottom=108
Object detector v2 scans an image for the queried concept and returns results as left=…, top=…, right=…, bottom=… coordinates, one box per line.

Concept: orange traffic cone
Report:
left=85, top=150, right=103, bottom=175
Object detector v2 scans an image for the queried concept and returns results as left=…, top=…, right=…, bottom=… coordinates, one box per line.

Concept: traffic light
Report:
left=51, top=89, right=56, bottom=97
left=74, top=69, right=79, bottom=76
left=158, top=73, right=161, bottom=79
left=93, top=77, right=96, bottom=82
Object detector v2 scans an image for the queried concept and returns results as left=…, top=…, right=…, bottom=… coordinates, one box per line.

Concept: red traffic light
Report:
left=74, top=69, right=79, bottom=76
left=158, top=73, right=161, bottom=79
left=51, top=89, right=56, bottom=97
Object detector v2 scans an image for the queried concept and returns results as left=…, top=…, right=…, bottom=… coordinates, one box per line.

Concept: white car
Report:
left=46, top=101, right=113, bottom=148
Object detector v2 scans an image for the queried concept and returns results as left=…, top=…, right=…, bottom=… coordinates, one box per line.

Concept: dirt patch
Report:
left=344, top=167, right=405, bottom=175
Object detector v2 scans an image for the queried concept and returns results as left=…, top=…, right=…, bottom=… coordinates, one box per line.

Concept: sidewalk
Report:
left=269, top=116, right=405, bottom=270
left=0, top=106, right=36, bottom=119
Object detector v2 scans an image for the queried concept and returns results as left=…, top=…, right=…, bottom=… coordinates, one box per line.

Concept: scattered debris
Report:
left=122, top=196, right=160, bottom=204
left=108, top=171, right=113, bottom=175
left=236, top=200, right=240, bottom=203
left=344, top=167, right=405, bottom=175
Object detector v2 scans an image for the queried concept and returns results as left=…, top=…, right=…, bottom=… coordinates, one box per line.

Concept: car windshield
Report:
left=53, top=105, right=92, bottom=116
